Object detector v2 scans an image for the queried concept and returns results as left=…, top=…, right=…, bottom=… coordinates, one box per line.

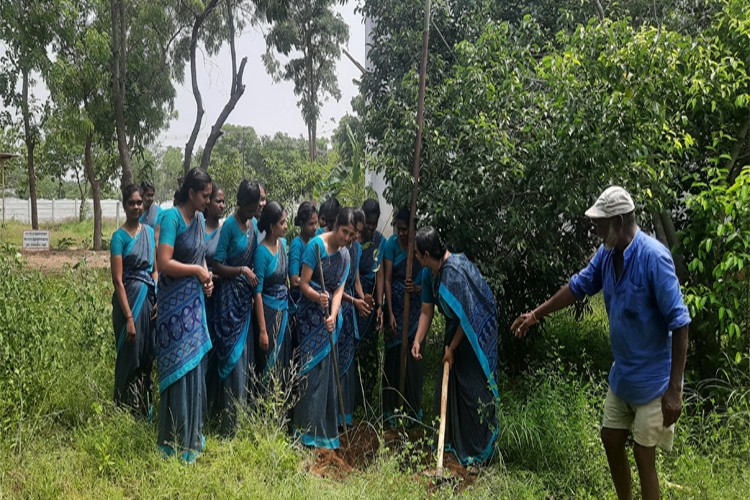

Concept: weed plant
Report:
left=0, top=250, right=749, bottom=498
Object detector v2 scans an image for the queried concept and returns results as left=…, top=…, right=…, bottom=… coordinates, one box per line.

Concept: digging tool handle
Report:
left=436, top=360, right=450, bottom=477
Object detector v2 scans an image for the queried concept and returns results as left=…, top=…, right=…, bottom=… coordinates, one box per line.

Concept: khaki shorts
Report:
left=601, top=388, right=674, bottom=451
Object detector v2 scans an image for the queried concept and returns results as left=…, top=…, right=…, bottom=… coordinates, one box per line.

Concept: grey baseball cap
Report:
left=585, top=186, right=635, bottom=219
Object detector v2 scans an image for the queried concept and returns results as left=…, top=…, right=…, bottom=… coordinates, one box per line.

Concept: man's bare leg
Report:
left=601, top=427, right=632, bottom=500
left=633, top=443, right=659, bottom=500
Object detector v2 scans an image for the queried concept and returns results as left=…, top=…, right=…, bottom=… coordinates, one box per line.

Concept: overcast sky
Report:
left=159, top=3, right=366, bottom=149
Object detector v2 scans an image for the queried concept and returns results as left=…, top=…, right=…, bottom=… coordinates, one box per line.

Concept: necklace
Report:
left=123, top=222, right=141, bottom=239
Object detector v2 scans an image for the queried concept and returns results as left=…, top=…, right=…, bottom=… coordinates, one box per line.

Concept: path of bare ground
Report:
left=21, top=249, right=110, bottom=273
left=305, top=422, right=478, bottom=494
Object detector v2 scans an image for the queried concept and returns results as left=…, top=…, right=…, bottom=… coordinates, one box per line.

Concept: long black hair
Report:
left=258, top=201, right=285, bottom=234
left=294, top=201, right=317, bottom=226
left=175, top=168, right=212, bottom=205
left=362, top=198, right=380, bottom=218
left=122, top=183, right=141, bottom=203
left=335, top=207, right=356, bottom=229
left=321, top=197, right=341, bottom=228
left=237, top=179, right=261, bottom=206
left=395, top=206, right=411, bottom=225
left=415, top=226, right=446, bottom=259
left=353, top=208, right=365, bottom=227
left=139, top=180, right=155, bottom=193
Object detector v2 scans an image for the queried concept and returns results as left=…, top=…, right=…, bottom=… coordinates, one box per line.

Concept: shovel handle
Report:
left=436, top=360, right=450, bottom=476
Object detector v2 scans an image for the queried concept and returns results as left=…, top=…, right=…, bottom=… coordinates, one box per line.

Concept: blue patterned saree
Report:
left=156, top=209, right=212, bottom=462
left=140, top=203, right=161, bottom=228
left=214, top=232, right=255, bottom=380
left=293, top=237, right=350, bottom=449
left=111, top=226, right=156, bottom=415
left=429, top=253, right=498, bottom=465
left=255, top=240, right=292, bottom=385
left=383, top=236, right=424, bottom=422
left=338, top=241, right=361, bottom=425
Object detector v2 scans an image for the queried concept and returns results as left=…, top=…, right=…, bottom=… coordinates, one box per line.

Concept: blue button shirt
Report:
left=569, top=229, right=691, bottom=405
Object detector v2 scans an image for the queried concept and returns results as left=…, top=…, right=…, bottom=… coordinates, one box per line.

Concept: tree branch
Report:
left=593, top=0, right=605, bottom=21
left=727, top=109, right=750, bottom=185
left=183, top=0, right=221, bottom=174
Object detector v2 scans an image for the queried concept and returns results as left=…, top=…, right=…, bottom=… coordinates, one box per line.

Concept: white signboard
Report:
left=23, top=230, right=50, bottom=250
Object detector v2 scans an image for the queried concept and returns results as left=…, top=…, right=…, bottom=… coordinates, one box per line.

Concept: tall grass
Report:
left=0, top=250, right=749, bottom=498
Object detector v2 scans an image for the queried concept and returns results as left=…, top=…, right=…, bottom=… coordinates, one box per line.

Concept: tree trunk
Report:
left=200, top=3, right=247, bottom=171
left=184, top=0, right=221, bottom=174
left=308, top=123, right=317, bottom=161
left=592, top=0, right=605, bottom=20
left=111, top=0, right=133, bottom=187
left=652, top=212, right=668, bottom=247
left=73, top=167, right=87, bottom=222
left=21, top=67, right=38, bottom=229
left=727, top=109, right=750, bottom=185
left=659, top=210, right=688, bottom=284
left=83, top=133, right=103, bottom=250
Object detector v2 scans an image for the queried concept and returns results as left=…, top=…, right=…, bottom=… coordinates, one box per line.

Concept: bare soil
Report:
left=21, top=249, right=110, bottom=273
left=305, top=422, right=476, bottom=493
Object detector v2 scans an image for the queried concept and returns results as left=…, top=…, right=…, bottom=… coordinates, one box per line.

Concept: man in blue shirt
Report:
left=512, top=186, right=690, bottom=500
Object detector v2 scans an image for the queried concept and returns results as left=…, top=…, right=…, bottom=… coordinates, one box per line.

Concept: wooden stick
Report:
left=436, top=360, right=450, bottom=477
left=316, top=244, right=348, bottom=436
left=399, top=0, right=432, bottom=398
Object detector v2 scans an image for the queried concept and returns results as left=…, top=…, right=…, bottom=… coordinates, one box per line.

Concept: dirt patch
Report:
left=307, top=449, right=354, bottom=480
left=305, top=423, right=477, bottom=493
left=417, top=454, right=478, bottom=494
left=21, top=250, right=109, bottom=273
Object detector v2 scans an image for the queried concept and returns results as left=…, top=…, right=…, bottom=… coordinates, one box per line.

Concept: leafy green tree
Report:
left=196, top=124, right=332, bottom=209
left=318, top=121, right=376, bottom=207
left=0, top=0, right=66, bottom=229
left=48, top=0, right=119, bottom=249
left=263, top=0, right=349, bottom=160
left=109, top=0, right=185, bottom=186
left=362, top=0, right=750, bottom=378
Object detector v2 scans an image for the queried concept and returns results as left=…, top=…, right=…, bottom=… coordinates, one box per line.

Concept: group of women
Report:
left=110, top=168, right=499, bottom=466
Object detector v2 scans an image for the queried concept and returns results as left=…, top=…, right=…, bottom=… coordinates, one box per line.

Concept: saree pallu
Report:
left=156, top=216, right=211, bottom=463
left=293, top=248, right=348, bottom=449
left=256, top=248, right=293, bottom=391
left=112, top=232, right=156, bottom=416
left=432, top=253, right=499, bottom=465
left=338, top=243, right=360, bottom=426
left=140, top=204, right=160, bottom=228
left=383, top=253, right=424, bottom=422
left=204, top=228, right=222, bottom=420
left=211, top=238, right=255, bottom=436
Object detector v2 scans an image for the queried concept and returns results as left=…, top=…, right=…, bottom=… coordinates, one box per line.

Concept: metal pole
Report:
left=399, top=0, right=431, bottom=398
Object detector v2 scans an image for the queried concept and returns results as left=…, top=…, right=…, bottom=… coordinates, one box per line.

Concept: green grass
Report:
left=0, top=218, right=119, bottom=249
left=0, top=251, right=749, bottom=498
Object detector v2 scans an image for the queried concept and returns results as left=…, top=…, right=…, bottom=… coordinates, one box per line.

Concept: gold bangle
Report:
left=531, top=310, right=539, bottom=324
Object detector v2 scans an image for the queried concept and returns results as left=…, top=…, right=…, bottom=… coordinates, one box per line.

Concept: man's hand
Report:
left=510, top=311, right=539, bottom=338
left=661, top=386, right=682, bottom=427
